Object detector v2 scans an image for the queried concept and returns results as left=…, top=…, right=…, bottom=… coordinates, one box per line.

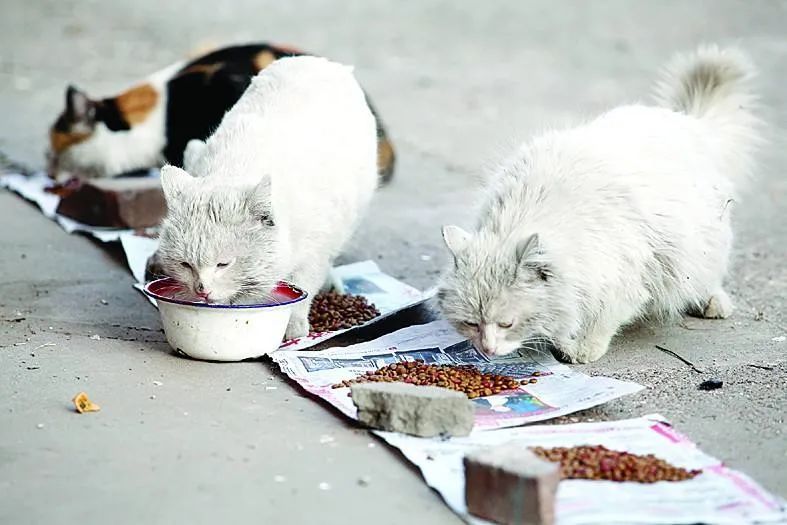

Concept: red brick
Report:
left=464, top=443, right=559, bottom=525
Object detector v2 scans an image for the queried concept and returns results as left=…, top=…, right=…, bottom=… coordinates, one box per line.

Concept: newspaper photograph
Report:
left=272, top=320, right=643, bottom=431
left=379, top=415, right=787, bottom=525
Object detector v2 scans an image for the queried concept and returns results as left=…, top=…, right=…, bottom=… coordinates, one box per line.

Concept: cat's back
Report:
left=230, top=56, right=367, bottom=121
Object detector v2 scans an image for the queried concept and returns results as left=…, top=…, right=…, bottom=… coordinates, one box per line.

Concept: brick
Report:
left=464, top=443, right=559, bottom=525
left=56, top=177, right=166, bottom=228
left=350, top=382, right=474, bottom=437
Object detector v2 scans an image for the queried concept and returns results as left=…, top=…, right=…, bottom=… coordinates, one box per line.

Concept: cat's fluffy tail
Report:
left=653, top=45, right=761, bottom=181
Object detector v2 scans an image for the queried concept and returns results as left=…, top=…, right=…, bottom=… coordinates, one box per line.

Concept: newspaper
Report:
left=379, top=414, right=787, bottom=525
left=273, top=320, right=643, bottom=431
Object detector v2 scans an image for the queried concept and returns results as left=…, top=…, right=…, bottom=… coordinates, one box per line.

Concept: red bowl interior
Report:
left=144, top=277, right=306, bottom=308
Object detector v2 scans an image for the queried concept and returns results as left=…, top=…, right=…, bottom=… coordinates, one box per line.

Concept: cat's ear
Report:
left=515, top=233, right=552, bottom=281
left=442, top=225, right=471, bottom=259
left=160, top=165, right=193, bottom=202
left=248, top=177, right=274, bottom=226
left=183, top=139, right=207, bottom=172
left=65, top=85, right=95, bottom=123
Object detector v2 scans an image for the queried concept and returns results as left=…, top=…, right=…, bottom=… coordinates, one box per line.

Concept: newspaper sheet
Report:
left=273, top=320, right=644, bottom=431
left=379, top=414, right=787, bottom=524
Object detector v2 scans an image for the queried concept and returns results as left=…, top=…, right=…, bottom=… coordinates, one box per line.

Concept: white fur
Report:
left=55, top=62, right=182, bottom=178
left=438, top=45, right=760, bottom=363
left=157, top=56, right=378, bottom=339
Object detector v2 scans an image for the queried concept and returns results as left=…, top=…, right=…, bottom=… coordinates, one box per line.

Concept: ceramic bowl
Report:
left=144, top=277, right=307, bottom=361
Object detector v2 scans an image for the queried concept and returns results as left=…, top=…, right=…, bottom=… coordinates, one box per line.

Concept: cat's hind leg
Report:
left=701, top=289, right=734, bottom=319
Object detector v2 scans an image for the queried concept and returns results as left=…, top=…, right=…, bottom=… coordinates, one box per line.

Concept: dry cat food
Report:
left=333, top=360, right=536, bottom=399
left=530, top=445, right=701, bottom=483
left=308, top=291, right=380, bottom=332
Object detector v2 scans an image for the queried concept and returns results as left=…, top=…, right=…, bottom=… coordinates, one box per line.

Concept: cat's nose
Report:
left=196, top=282, right=205, bottom=293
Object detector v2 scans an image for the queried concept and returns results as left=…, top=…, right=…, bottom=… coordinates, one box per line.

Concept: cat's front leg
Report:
left=284, top=259, right=332, bottom=340
left=553, top=320, right=618, bottom=364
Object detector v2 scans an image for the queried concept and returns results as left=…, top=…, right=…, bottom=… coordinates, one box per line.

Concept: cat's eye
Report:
left=216, top=262, right=230, bottom=269
left=180, top=262, right=191, bottom=269
left=498, top=321, right=514, bottom=329
left=463, top=321, right=479, bottom=328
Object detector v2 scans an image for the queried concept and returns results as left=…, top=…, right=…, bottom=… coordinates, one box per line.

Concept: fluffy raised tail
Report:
left=653, top=45, right=761, bottom=180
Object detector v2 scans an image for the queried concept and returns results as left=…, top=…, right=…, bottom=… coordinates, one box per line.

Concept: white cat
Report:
left=156, top=56, right=378, bottom=340
left=437, top=45, right=760, bottom=363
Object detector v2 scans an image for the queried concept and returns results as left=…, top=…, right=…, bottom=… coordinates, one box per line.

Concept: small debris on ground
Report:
left=698, top=378, right=724, bottom=391
left=89, top=334, right=101, bottom=341
left=36, top=423, right=45, bottom=429
left=318, top=482, right=331, bottom=491
left=772, top=336, right=786, bottom=343
left=357, top=476, right=371, bottom=487
left=265, top=386, right=277, bottom=391
left=655, top=345, right=704, bottom=373
left=274, top=475, right=286, bottom=483
left=100, top=299, right=109, bottom=305
left=319, top=435, right=335, bottom=444
left=73, top=392, right=101, bottom=413
left=152, top=380, right=163, bottom=386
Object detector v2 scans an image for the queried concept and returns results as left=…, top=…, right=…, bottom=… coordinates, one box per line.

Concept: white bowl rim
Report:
left=143, top=277, right=307, bottom=310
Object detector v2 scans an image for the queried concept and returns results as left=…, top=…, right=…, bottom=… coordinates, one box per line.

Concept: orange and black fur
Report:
left=49, top=43, right=395, bottom=183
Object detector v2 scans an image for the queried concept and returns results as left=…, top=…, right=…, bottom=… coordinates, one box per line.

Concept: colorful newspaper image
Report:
left=272, top=320, right=643, bottom=431
left=379, top=415, right=787, bottom=525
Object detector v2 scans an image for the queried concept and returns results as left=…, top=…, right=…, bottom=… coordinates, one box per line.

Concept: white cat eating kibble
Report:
left=156, top=56, right=378, bottom=340
left=437, top=46, right=761, bottom=363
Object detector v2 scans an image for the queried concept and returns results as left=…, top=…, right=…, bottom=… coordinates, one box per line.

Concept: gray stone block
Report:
left=350, top=382, right=475, bottom=437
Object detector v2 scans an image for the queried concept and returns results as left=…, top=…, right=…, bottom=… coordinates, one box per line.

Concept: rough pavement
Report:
left=1, top=1, right=786, bottom=524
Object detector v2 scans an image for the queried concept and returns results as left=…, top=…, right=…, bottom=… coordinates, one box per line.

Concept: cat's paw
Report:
left=553, top=335, right=610, bottom=364
left=702, top=291, right=733, bottom=319
left=284, top=316, right=309, bottom=341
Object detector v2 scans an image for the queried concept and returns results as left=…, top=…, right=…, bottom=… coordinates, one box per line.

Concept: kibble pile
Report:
left=333, top=360, right=536, bottom=398
left=308, top=291, right=381, bottom=333
left=531, top=445, right=701, bottom=483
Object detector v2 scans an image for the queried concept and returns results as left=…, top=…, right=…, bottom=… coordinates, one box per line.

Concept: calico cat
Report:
left=48, top=43, right=395, bottom=183
left=157, top=56, right=378, bottom=339
left=437, top=46, right=760, bottom=363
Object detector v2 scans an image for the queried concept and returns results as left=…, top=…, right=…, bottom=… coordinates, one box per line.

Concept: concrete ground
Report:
left=1, top=1, right=785, bottom=524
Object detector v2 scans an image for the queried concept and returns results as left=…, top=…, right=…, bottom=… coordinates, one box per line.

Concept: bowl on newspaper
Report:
left=144, top=277, right=307, bottom=362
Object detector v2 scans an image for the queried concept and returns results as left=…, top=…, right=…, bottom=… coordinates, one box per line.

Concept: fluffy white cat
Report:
left=156, top=56, right=378, bottom=340
left=437, top=45, right=760, bottom=363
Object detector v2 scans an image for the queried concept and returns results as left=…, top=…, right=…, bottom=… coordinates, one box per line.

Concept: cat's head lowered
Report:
left=157, top=165, right=283, bottom=304
left=437, top=225, right=557, bottom=357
